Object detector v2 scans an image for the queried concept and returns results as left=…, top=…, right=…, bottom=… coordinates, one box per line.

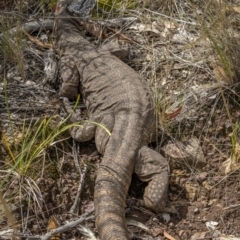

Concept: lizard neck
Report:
left=54, top=8, right=84, bottom=42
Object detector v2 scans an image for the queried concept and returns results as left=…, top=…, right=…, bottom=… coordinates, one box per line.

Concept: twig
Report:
left=1, top=118, right=41, bottom=124
left=23, top=30, right=52, bottom=49
left=223, top=203, right=240, bottom=210
left=23, top=208, right=94, bottom=240
left=105, top=26, right=140, bottom=44
left=0, top=107, right=46, bottom=113
left=144, top=8, right=198, bottom=26
left=70, top=163, right=88, bottom=214
left=70, top=140, right=88, bottom=214
left=97, top=17, right=137, bottom=27
left=2, top=83, right=57, bottom=93
left=72, top=140, right=81, bottom=173
left=0, top=20, right=54, bottom=39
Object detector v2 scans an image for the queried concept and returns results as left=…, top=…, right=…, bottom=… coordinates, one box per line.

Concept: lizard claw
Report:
left=62, top=97, right=82, bottom=122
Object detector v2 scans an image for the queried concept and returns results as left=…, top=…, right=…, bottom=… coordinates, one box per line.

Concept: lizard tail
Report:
left=94, top=114, right=142, bottom=240
left=94, top=159, right=131, bottom=240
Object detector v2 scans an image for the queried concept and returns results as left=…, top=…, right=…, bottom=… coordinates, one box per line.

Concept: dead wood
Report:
left=17, top=208, right=95, bottom=240
left=0, top=19, right=54, bottom=39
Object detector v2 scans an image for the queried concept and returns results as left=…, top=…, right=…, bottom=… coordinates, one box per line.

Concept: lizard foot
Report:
left=135, top=146, right=170, bottom=213
left=62, top=98, right=114, bottom=151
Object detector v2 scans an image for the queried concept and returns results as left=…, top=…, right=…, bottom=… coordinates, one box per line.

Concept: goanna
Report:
left=54, top=1, right=169, bottom=239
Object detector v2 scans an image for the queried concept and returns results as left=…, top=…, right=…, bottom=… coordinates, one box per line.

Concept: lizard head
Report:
left=55, top=0, right=96, bottom=21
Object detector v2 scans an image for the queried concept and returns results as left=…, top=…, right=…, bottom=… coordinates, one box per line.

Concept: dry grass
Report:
left=0, top=9, right=25, bottom=77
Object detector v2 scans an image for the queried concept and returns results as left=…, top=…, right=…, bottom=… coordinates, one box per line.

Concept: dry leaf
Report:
left=202, top=180, right=212, bottom=190
left=190, top=231, right=208, bottom=240
left=172, top=169, right=187, bottom=176
left=164, top=230, right=176, bottom=240
left=226, top=6, right=240, bottom=13
left=178, top=230, right=185, bottom=236
left=231, top=6, right=240, bottom=13
left=106, top=26, right=139, bottom=44
left=47, top=215, right=61, bottom=240
left=213, top=63, right=231, bottom=84
left=218, top=234, right=240, bottom=240
left=185, top=182, right=199, bottom=200
left=164, top=106, right=182, bottom=120
left=220, top=143, right=240, bottom=174
left=129, top=21, right=161, bottom=34
left=221, top=158, right=240, bottom=175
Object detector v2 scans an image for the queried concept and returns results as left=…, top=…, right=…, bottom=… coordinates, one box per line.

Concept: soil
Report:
left=0, top=0, right=240, bottom=239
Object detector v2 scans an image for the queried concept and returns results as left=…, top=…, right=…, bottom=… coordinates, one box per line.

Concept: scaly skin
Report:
left=54, top=5, right=169, bottom=240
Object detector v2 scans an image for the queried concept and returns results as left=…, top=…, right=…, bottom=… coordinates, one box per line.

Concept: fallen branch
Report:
left=0, top=19, right=54, bottom=38
left=22, top=208, right=94, bottom=240
left=23, top=30, right=52, bottom=49
left=0, top=17, right=137, bottom=39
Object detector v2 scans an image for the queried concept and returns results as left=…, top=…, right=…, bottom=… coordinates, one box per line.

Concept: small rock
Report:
left=162, top=213, right=171, bottom=224
left=193, top=208, right=199, bottom=213
left=25, top=80, right=36, bottom=85
left=205, top=221, right=218, bottom=230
